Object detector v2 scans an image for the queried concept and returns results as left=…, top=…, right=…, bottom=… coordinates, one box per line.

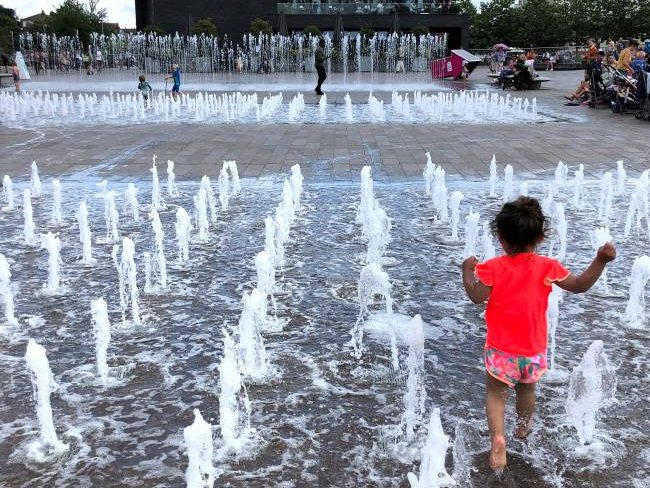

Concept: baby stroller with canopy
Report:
left=607, top=68, right=640, bottom=113
left=586, top=61, right=609, bottom=107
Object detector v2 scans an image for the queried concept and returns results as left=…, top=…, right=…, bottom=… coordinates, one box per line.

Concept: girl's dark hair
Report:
left=491, top=196, right=549, bottom=253
left=139, top=74, right=145, bottom=82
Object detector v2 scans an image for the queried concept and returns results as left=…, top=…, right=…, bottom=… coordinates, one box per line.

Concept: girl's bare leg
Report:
left=515, top=382, right=536, bottom=439
left=486, top=373, right=509, bottom=470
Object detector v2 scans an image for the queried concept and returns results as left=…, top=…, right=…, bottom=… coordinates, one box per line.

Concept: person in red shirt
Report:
left=461, top=196, right=616, bottom=472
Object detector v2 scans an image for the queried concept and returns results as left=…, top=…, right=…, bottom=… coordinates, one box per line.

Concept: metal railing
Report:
left=278, top=1, right=452, bottom=15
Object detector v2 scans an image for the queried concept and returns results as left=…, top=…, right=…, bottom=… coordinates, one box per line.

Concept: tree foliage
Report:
left=249, top=18, right=272, bottom=36
left=0, top=6, right=21, bottom=53
left=48, top=0, right=113, bottom=45
left=303, top=25, right=321, bottom=37
left=469, top=0, right=649, bottom=49
left=191, top=17, right=217, bottom=36
left=410, top=25, right=430, bottom=36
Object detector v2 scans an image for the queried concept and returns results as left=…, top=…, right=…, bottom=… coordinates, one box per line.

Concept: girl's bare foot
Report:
left=515, top=419, right=533, bottom=439
left=489, top=435, right=507, bottom=471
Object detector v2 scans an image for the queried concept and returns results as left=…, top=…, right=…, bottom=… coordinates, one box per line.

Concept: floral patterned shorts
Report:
left=484, top=346, right=547, bottom=388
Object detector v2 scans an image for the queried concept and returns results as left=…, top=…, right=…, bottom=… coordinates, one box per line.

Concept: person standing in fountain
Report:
left=165, top=64, right=182, bottom=100
left=461, top=196, right=616, bottom=472
left=12, top=61, right=20, bottom=93
left=314, top=38, right=328, bottom=96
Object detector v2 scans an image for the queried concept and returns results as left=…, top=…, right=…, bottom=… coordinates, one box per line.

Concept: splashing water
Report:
left=480, top=221, right=495, bottom=261
left=0, top=253, right=18, bottom=325
left=166, top=160, right=178, bottom=197
left=175, top=207, right=193, bottom=263
left=98, top=181, right=119, bottom=243
left=448, top=191, right=463, bottom=242
left=520, top=180, right=529, bottom=197
left=366, top=201, right=391, bottom=265
left=503, top=164, right=514, bottom=203
left=226, top=160, right=241, bottom=196
left=344, top=92, right=353, bottom=123
left=264, top=216, right=277, bottom=267
left=90, top=297, right=111, bottom=385
left=194, top=187, right=210, bottom=241
left=237, top=288, right=270, bottom=382
left=31, top=161, right=42, bottom=198
left=598, top=172, right=614, bottom=225
left=462, top=211, right=480, bottom=259
left=115, top=237, right=141, bottom=325
left=555, top=160, right=569, bottom=189
left=432, top=166, right=448, bottom=221
left=151, top=156, right=163, bottom=210
left=290, top=164, right=304, bottom=211
left=359, top=166, right=376, bottom=237
left=51, top=178, right=62, bottom=225
left=184, top=409, right=215, bottom=488
left=616, top=160, right=626, bottom=195
left=489, top=154, right=497, bottom=198
left=218, top=163, right=230, bottom=211
left=255, top=250, right=275, bottom=297
left=624, top=255, right=650, bottom=327
left=406, top=407, right=455, bottom=488
left=624, top=171, right=649, bottom=238
left=76, top=201, right=94, bottom=265
left=124, top=183, right=140, bottom=223
left=149, top=209, right=168, bottom=290
left=566, top=340, right=617, bottom=445
left=23, top=189, right=36, bottom=245
left=218, top=329, right=253, bottom=456
left=423, top=152, right=434, bottom=196
left=2, top=175, right=14, bottom=210
left=573, top=164, right=585, bottom=209
left=548, top=202, right=567, bottom=261
left=399, top=316, right=426, bottom=442
left=200, top=175, right=218, bottom=224
left=41, top=232, right=62, bottom=293
left=24, top=339, right=68, bottom=458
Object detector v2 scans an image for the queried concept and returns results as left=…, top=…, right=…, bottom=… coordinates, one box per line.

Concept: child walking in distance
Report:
left=165, top=64, right=181, bottom=100
left=461, top=196, right=616, bottom=471
left=137, top=74, right=152, bottom=101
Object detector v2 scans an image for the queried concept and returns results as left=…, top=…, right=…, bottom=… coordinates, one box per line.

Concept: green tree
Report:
left=410, top=25, right=430, bottom=36
left=48, top=0, right=107, bottom=44
left=249, top=17, right=272, bottom=36
left=303, top=25, right=321, bottom=37
left=191, top=17, right=217, bottom=36
left=0, top=6, right=21, bottom=53
left=360, top=25, right=375, bottom=38
left=143, top=24, right=166, bottom=35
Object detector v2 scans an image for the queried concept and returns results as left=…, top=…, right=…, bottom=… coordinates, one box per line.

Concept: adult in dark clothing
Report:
left=314, top=38, right=328, bottom=95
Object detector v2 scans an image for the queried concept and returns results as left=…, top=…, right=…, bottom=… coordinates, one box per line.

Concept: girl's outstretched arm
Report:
left=462, top=256, right=492, bottom=304
left=556, top=243, right=616, bottom=293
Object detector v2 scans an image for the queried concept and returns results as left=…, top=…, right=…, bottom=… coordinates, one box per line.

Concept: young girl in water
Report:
left=461, top=196, right=616, bottom=471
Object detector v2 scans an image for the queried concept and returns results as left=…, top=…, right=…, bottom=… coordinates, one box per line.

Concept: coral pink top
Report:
left=475, top=253, right=570, bottom=356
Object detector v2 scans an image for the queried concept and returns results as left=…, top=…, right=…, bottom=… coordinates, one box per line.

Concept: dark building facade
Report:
left=135, top=1, right=469, bottom=49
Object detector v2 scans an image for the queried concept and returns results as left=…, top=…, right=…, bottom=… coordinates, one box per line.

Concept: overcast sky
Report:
left=12, top=0, right=136, bottom=28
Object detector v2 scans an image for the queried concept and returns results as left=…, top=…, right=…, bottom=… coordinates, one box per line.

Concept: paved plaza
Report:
left=2, top=67, right=648, bottom=181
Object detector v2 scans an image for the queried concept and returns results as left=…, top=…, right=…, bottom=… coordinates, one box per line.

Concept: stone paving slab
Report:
left=1, top=69, right=648, bottom=182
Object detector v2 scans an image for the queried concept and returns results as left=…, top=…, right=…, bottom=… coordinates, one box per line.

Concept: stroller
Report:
left=586, top=62, right=609, bottom=107
left=607, top=68, right=640, bottom=113
left=633, top=69, right=650, bottom=121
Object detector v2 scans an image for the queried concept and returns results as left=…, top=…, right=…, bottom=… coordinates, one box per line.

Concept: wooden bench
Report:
left=487, top=73, right=550, bottom=89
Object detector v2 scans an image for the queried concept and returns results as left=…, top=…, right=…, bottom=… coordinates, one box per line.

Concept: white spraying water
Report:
left=589, top=226, right=612, bottom=294
left=166, top=159, right=178, bottom=197
left=616, top=160, right=626, bottom=195
left=255, top=250, right=275, bottom=297
left=175, top=207, right=193, bottom=263
left=218, top=163, right=230, bottom=211
left=23, top=189, right=36, bottom=245
left=462, top=211, right=481, bottom=258
left=344, top=92, right=353, bottom=122
left=565, top=340, right=617, bottom=445
left=237, top=288, right=270, bottom=382
left=519, top=180, right=529, bottom=197
left=624, top=255, right=650, bottom=327
left=359, top=166, right=375, bottom=238
left=399, top=316, right=426, bottom=442
left=0, top=253, right=18, bottom=325
left=489, top=154, right=497, bottom=197
left=541, top=183, right=555, bottom=216
left=264, top=216, right=277, bottom=267
left=432, top=166, right=448, bottom=221
left=548, top=202, right=567, bottom=261
left=366, top=201, right=391, bottom=265
left=24, top=339, right=68, bottom=456
left=406, top=407, right=455, bottom=488
left=90, top=297, right=111, bottom=385
left=598, top=172, right=614, bottom=225
left=99, top=181, right=119, bottom=243
left=573, top=164, right=585, bottom=209
left=149, top=209, right=168, bottom=289
left=143, top=252, right=152, bottom=293
left=481, top=221, right=496, bottom=260
left=41, top=232, right=62, bottom=293
left=624, top=172, right=649, bottom=238
left=51, top=178, right=62, bottom=225
left=423, top=153, right=434, bottom=196
left=184, top=409, right=215, bottom=488
left=502, top=164, right=514, bottom=203
left=116, top=237, right=141, bottom=325
left=218, top=329, right=253, bottom=455
left=554, top=160, right=568, bottom=189
left=31, top=161, right=42, bottom=198
left=200, top=175, right=218, bottom=224
left=448, top=191, right=464, bottom=242
left=2, top=175, right=14, bottom=210
left=76, top=201, right=94, bottom=265
left=194, top=187, right=210, bottom=241
left=151, top=156, right=163, bottom=210
left=226, top=160, right=241, bottom=196
left=290, top=164, right=304, bottom=211
left=124, top=183, right=140, bottom=223
left=546, top=285, right=564, bottom=372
